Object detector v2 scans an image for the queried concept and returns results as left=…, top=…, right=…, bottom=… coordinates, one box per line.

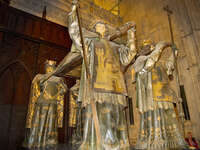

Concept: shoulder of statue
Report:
left=109, top=40, right=120, bottom=47
left=53, top=76, right=66, bottom=85
left=32, top=74, right=43, bottom=83
left=49, top=75, right=61, bottom=81
left=133, top=55, right=147, bottom=70
left=83, top=28, right=99, bottom=39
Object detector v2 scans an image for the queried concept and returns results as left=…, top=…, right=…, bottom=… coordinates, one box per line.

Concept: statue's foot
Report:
left=135, top=141, right=147, bottom=150
left=78, top=142, right=103, bottom=150
left=102, top=143, right=120, bottom=150
left=119, top=143, right=130, bottom=150
left=78, top=142, right=89, bottom=150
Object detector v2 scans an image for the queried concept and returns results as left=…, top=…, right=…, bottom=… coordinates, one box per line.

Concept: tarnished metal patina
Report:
left=69, top=80, right=83, bottom=147
left=39, top=2, right=137, bottom=149
left=67, top=5, right=137, bottom=149
left=23, top=61, right=67, bottom=149
left=69, top=80, right=80, bottom=127
left=132, top=41, right=188, bottom=150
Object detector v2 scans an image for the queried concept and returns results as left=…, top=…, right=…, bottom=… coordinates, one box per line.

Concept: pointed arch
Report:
left=0, top=59, right=32, bottom=81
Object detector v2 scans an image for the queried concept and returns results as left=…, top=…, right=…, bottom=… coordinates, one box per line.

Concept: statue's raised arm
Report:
left=39, top=2, right=139, bottom=149
left=40, top=3, right=84, bottom=83
left=117, top=22, right=137, bottom=66
left=132, top=40, right=188, bottom=150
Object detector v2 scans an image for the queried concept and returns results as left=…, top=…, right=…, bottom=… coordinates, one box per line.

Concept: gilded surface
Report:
left=24, top=74, right=67, bottom=149
left=69, top=80, right=83, bottom=146
left=69, top=91, right=78, bottom=127
left=69, top=93, right=78, bottom=127
left=152, top=62, right=176, bottom=102
left=69, top=81, right=80, bottom=127
left=67, top=8, right=136, bottom=106
left=93, top=39, right=126, bottom=94
left=42, top=3, right=137, bottom=150
left=133, top=41, right=188, bottom=150
left=26, top=74, right=41, bottom=128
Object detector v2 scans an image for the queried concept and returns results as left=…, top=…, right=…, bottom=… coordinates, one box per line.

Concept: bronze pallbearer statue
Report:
left=39, top=0, right=137, bottom=149
left=23, top=60, right=67, bottom=149
left=132, top=41, right=188, bottom=150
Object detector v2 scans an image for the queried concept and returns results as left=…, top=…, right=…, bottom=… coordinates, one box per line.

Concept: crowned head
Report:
left=142, top=39, right=155, bottom=51
left=44, top=60, right=57, bottom=73
left=138, top=39, right=155, bottom=56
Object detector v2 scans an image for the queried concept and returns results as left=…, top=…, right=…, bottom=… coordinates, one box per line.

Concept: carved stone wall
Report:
left=120, top=0, right=200, bottom=143
left=10, top=0, right=122, bottom=28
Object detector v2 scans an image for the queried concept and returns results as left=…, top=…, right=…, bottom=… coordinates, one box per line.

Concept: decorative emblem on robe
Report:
left=93, top=39, right=127, bottom=94
left=26, top=74, right=67, bottom=129
left=152, top=61, right=176, bottom=102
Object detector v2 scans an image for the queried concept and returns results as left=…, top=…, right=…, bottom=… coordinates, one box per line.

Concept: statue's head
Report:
left=139, top=39, right=155, bottom=55
left=76, top=79, right=80, bottom=84
left=90, top=20, right=109, bottom=38
left=44, top=60, right=56, bottom=73
left=142, top=39, right=155, bottom=51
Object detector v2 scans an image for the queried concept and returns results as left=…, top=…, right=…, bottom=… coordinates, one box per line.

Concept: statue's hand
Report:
left=72, top=0, right=78, bottom=5
left=171, top=44, right=178, bottom=57
left=71, top=0, right=78, bottom=13
left=126, top=21, right=136, bottom=28
left=40, top=73, right=52, bottom=85
left=71, top=4, right=77, bottom=12
left=175, top=97, right=183, bottom=104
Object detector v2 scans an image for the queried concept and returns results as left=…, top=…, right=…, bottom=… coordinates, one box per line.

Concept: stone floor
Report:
left=19, top=145, right=192, bottom=150
left=20, top=145, right=136, bottom=150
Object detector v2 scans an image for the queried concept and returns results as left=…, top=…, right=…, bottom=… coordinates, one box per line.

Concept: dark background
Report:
left=0, top=3, right=76, bottom=150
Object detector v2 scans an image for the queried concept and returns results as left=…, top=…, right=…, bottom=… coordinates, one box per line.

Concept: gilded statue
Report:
left=69, top=79, right=81, bottom=128
left=23, top=60, right=67, bottom=149
left=40, top=1, right=137, bottom=149
left=69, top=79, right=83, bottom=146
left=132, top=41, right=188, bottom=150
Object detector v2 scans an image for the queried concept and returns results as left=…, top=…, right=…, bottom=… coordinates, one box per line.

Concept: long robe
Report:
left=133, top=42, right=188, bottom=150
left=69, top=80, right=83, bottom=146
left=50, top=6, right=137, bottom=150
left=23, top=74, right=67, bottom=149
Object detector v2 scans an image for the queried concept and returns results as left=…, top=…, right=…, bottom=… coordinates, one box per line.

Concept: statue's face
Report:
left=95, top=23, right=106, bottom=36
left=45, top=66, right=55, bottom=73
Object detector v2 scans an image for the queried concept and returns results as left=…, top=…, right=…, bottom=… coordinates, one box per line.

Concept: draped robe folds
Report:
left=69, top=80, right=80, bottom=128
left=23, top=74, right=67, bottom=149
left=49, top=6, right=137, bottom=150
left=132, top=42, right=188, bottom=150
left=69, top=80, right=83, bottom=146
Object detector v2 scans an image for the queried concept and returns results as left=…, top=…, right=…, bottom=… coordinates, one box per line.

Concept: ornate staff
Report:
left=73, top=0, right=102, bottom=147
left=164, top=5, right=185, bottom=133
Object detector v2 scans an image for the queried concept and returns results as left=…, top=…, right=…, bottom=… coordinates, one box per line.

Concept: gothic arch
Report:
left=0, top=59, right=32, bottom=80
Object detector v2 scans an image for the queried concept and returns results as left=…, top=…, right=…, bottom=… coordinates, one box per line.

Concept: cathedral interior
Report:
left=0, top=0, right=200, bottom=150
